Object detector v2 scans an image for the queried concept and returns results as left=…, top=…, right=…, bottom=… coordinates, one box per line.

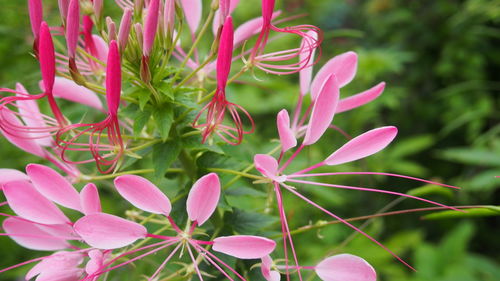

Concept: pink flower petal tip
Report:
left=315, top=254, right=376, bottom=281
left=186, top=173, right=221, bottom=226
left=212, top=235, right=276, bottom=259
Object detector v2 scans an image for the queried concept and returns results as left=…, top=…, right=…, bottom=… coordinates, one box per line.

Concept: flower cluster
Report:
left=0, top=0, right=460, bottom=280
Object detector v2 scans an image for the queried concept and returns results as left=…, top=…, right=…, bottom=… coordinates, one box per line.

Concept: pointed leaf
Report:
left=74, top=213, right=147, bottom=249
left=153, top=140, right=181, bottom=180
left=213, top=235, right=276, bottom=259
left=315, top=254, right=376, bottom=281
left=325, top=126, right=397, bottom=165
left=303, top=74, right=339, bottom=146
left=114, top=175, right=171, bottom=215
left=26, top=164, right=82, bottom=212
left=3, top=181, right=70, bottom=225
left=186, top=173, right=221, bottom=226
left=311, top=51, right=357, bottom=101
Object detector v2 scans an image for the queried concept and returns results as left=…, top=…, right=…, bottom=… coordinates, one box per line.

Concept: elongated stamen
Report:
left=147, top=242, right=182, bottom=281
left=192, top=243, right=247, bottom=281
left=186, top=243, right=204, bottom=281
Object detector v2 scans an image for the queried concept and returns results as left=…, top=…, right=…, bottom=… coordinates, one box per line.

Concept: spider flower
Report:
left=193, top=16, right=255, bottom=145
left=56, top=40, right=124, bottom=174
left=74, top=173, right=276, bottom=280
left=245, top=0, right=323, bottom=74
left=253, top=85, right=460, bottom=276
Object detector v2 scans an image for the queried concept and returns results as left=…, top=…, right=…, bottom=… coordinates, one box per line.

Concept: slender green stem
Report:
left=197, top=66, right=249, bottom=104
left=127, top=139, right=163, bottom=152
left=208, top=168, right=264, bottom=181
left=176, top=52, right=216, bottom=89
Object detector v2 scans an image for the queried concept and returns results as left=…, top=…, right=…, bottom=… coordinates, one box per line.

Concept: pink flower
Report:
left=253, top=99, right=461, bottom=276
left=56, top=40, right=124, bottom=174
left=28, top=0, right=43, bottom=54
left=193, top=16, right=255, bottom=145
left=74, top=173, right=276, bottom=280
left=245, top=0, right=323, bottom=74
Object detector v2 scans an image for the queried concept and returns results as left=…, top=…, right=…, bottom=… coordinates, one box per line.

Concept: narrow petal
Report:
left=39, top=77, right=103, bottom=110
left=80, top=183, right=102, bottom=215
left=310, top=51, right=357, bottom=101
left=0, top=109, right=46, bottom=157
left=299, top=31, right=318, bottom=96
left=212, top=235, right=276, bottom=259
left=277, top=109, right=297, bottom=152
left=233, top=11, right=281, bottom=48
left=315, top=254, right=376, bottom=281
left=114, top=175, right=171, bottom=215
left=180, top=0, right=202, bottom=34
left=105, top=40, right=121, bottom=115
left=213, top=0, right=240, bottom=34
left=2, top=217, right=70, bottom=251
left=254, top=154, right=285, bottom=182
left=26, top=164, right=82, bottom=212
left=336, top=82, right=385, bottom=114
left=261, top=255, right=281, bottom=281
left=186, top=173, right=221, bottom=226
left=92, top=34, right=110, bottom=62
left=0, top=169, right=29, bottom=187
left=26, top=251, right=84, bottom=281
left=303, top=74, right=340, bottom=146
left=324, top=126, right=398, bottom=166
left=74, top=213, right=147, bottom=249
left=3, top=181, right=70, bottom=225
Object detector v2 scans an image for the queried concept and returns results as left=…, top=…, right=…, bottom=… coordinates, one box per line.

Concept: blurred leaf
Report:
left=437, top=148, right=500, bottom=166
left=152, top=104, right=174, bottom=141
left=423, top=206, right=500, bottom=220
left=152, top=140, right=181, bottom=180
left=226, top=209, right=278, bottom=235
left=407, top=184, right=455, bottom=198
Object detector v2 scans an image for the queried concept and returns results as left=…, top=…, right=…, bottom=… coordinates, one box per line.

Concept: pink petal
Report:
left=163, top=0, right=175, bottom=34
left=217, top=16, right=234, bottom=88
left=106, top=40, right=121, bottom=115
left=114, top=175, right=171, bottom=215
left=0, top=108, right=46, bottom=157
left=261, top=255, right=281, bottom=281
left=186, top=173, right=221, bottom=226
left=80, top=183, right=102, bottom=215
left=15, top=83, right=52, bottom=147
left=212, top=0, right=240, bottom=34
left=26, top=251, right=84, bottom=281
left=3, top=181, right=70, bottom=225
left=74, top=213, right=147, bottom=249
left=118, top=8, right=133, bottom=51
left=92, top=34, right=109, bottom=62
left=303, top=74, right=340, bottom=146
left=180, top=0, right=202, bottom=34
left=310, top=51, right=357, bottom=101
left=0, top=169, right=29, bottom=187
left=58, top=0, right=70, bottom=23
left=212, top=235, right=276, bottom=259
left=66, top=0, right=80, bottom=58
left=39, top=77, right=103, bottom=110
left=336, top=82, right=385, bottom=114
left=143, top=0, right=160, bottom=56
left=276, top=109, right=297, bottom=152
left=2, top=217, right=70, bottom=251
left=324, top=126, right=398, bottom=166
left=85, top=249, right=104, bottom=275
left=26, top=164, right=82, bottom=212
left=254, top=154, right=285, bottom=182
left=233, top=11, right=281, bottom=48
left=315, top=254, right=376, bottom=281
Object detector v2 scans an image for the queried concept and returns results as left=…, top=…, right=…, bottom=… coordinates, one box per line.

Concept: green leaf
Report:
left=407, top=184, right=454, bottom=198
left=437, top=148, right=500, bottom=166
left=152, top=140, right=181, bottom=180
left=133, top=108, right=152, bottom=137
left=153, top=104, right=174, bottom=141
left=423, top=206, right=500, bottom=220
left=226, top=209, right=278, bottom=235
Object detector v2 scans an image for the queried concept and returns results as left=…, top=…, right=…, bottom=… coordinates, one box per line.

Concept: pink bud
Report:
left=216, top=16, right=234, bottom=89
left=143, top=0, right=160, bottom=56
left=107, top=17, right=117, bottom=41
left=93, top=0, right=103, bottom=17
left=163, top=0, right=175, bottom=34
left=66, top=0, right=80, bottom=59
left=118, top=8, right=133, bottom=52
left=261, top=0, right=275, bottom=24
left=106, top=41, right=121, bottom=116
left=28, top=0, right=43, bottom=40
left=58, top=0, right=69, bottom=24
left=39, top=22, right=55, bottom=94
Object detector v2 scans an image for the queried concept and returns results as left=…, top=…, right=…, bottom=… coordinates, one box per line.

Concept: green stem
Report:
left=208, top=168, right=264, bottom=181
left=80, top=168, right=183, bottom=181
left=127, top=139, right=163, bottom=152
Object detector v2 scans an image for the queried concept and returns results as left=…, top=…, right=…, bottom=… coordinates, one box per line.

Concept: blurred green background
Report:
left=0, top=0, right=499, bottom=280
